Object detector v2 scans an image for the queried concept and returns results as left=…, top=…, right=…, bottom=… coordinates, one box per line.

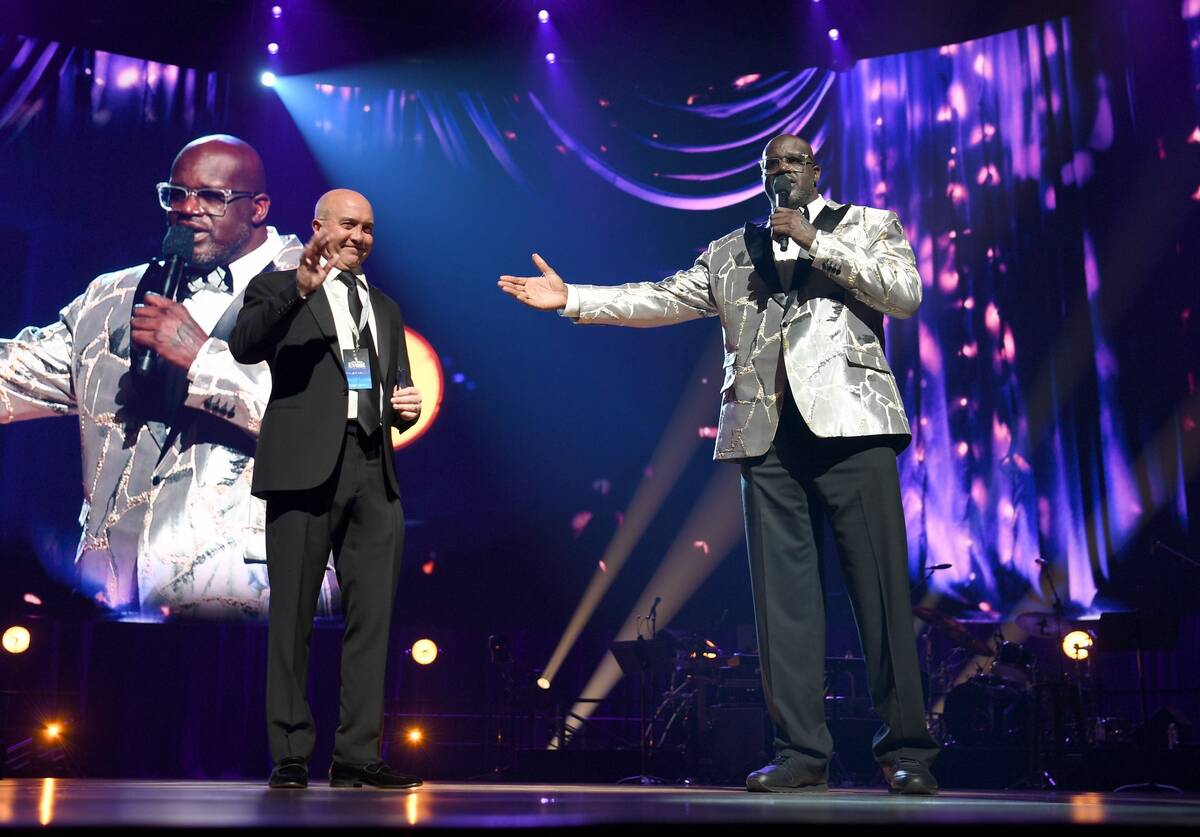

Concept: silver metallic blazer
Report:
left=568, top=200, right=922, bottom=460
left=0, top=235, right=336, bottom=618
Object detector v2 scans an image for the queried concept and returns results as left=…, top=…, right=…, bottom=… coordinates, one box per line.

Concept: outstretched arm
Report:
left=498, top=248, right=717, bottom=327
left=0, top=318, right=76, bottom=423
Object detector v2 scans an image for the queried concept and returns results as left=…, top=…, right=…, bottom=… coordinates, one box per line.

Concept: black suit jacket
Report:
left=229, top=268, right=416, bottom=498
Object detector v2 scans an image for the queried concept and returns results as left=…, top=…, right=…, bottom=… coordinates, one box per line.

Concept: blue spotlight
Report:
left=828, top=28, right=840, bottom=41
left=267, top=42, right=279, bottom=55
left=271, top=5, right=282, bottom=18
left=544, top=52, right=557, bottom=64
left=260, top=71, right=277, bottom=88
left=538, top=9, right=550, bottom=23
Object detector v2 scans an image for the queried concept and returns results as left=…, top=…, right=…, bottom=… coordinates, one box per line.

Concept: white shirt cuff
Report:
left=560, top=284, right=581, bottom=318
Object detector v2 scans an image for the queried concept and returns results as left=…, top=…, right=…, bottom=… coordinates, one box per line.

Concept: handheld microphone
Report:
left=771, top=174, right=791, bottom=252
left=133, top=225, right=194, bottom=376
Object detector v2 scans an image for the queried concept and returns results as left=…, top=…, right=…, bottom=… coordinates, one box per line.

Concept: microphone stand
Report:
left=618, top=597, right=667, bottom=786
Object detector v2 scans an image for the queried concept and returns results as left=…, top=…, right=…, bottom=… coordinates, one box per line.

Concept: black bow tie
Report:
left=185, top=266, right=232, bottom=297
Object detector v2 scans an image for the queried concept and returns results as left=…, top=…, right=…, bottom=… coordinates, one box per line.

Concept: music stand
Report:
left=611, top=637, right=679, bottom=785
left=1096, top=611, right=1182, bottom=793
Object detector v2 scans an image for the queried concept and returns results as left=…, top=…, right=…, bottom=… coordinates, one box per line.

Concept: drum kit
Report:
left=914, top=606, right=1095, bottom=759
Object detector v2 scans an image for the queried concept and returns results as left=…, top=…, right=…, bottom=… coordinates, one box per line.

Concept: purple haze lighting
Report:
left=271, top=5, right=282, bottom=18
left=538, top=9, right=550, bottom=23
left=545, top=51, right=557, bottom=64
left=828, top=28, right=840, bottom=41
left=267, top=42, right=279, bottom=55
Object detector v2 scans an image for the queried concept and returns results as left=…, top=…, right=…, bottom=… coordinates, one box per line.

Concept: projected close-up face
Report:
left=164, top=142, right=269, bottom=271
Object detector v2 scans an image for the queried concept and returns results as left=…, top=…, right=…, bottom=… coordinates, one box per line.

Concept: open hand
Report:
left=498, top=253, right=568, bottom=311
left=296, top=229, right=341, bottom=297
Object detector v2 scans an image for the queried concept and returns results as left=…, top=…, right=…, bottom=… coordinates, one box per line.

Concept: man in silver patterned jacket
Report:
left=0, top=135, right=334, bottom=619
left=499, top=134, right=940, bottom=794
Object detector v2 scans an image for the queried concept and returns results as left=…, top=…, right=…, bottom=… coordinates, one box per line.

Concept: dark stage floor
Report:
left=0, top=779, right=1198, bottom=828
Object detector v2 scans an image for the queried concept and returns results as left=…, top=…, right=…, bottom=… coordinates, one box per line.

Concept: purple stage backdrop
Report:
left=3, top=4, right=1197, bottom=625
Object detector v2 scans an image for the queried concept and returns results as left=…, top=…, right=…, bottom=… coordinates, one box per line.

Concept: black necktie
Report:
left=337, top=272, right=380, bottom=435
left=800, top=204, right=810, bottom=221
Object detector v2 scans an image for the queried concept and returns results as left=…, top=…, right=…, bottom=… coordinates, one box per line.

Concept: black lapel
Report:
left=306, top=283, right=339, bottom=343
left=368, top=286, right=392, bottom=387
left=812, top=201, right=851, bottom=233
left=743, top=222, right=784, bottom=299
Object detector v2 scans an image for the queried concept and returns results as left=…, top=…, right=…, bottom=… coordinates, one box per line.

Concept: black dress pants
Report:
left=264, top=424, right=404, bottom=766
left=740, top=391, right=939, bottom=780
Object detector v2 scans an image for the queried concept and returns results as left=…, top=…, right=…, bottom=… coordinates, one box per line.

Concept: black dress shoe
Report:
left=329, top=760, right=423, bottom=789
left=886, top=758, right=939, bottom=796
left=268, top=756, right=308, bottom=789
left=746, top=755, right=828, bottom=793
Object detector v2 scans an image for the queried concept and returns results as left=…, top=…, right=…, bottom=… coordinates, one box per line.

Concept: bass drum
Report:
left=943, top=675, right=1031, bottom=746
left=989, top=640, right=1034, bottom=689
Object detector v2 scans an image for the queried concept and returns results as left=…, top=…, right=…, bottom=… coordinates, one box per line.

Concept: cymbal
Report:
left=913, top=606, right=995, bottom=656
left=1016, top=612, right=1082, bottom=638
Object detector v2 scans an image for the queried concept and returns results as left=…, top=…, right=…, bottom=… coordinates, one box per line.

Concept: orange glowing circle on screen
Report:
left=391, top=326, right=444, bottom=451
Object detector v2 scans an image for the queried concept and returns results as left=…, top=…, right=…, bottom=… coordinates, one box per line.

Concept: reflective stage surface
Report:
left=1, top=780, right=1199, bottom=828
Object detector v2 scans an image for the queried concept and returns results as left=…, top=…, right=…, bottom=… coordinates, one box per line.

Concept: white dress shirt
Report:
left=182, top=226, right=286, bottom=332
left=772, top=194, right=827, bottom=292
left=321, top=265, right=382, bottom=422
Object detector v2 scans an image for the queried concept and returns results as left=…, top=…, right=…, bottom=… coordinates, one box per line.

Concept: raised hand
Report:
left=497, top=253, right=568, bottom=311
left=131, top=293, right=208, bottom=371
left=296, top=229, right=341, bottom=297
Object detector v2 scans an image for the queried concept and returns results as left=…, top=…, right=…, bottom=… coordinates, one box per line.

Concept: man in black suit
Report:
left=230, top=189, right=424, bottom=790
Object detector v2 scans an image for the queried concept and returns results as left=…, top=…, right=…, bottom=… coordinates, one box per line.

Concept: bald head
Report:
left=314, top=188, right=372, bottom=221
left=760, top=134, right=821, bottom=209
left=313, top=189, right=375, bottom=272
left=166, top=134, right=270, bottom=270
left=172, top=134, right=267, bottom=194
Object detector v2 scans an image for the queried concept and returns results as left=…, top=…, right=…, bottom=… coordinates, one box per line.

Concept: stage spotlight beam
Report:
left=550, top=467, right=743, bottom=746
left=535, top=343, right=721, bottom=689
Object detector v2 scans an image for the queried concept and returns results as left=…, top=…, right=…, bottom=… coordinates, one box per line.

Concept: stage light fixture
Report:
left=2, top=625, right=30, bottom=654
left=538, top=9, right=550, bottom=23
left=1062, top=630, right=1094, bottom=661
left=411, top=638, right=439, bottom=665
left=536, top=677, right=551, bottom=690
left=267, top=42, right=279, bottom=55
left=405, top=728, right=424, bottom=745
left=828, top=28, right=840, bottom=41
left=544, top=52, right=557, bottom=65
left=260, top=71, right=277, bottom=88
left=44, top=723, right=63, bottom=740
left=271, top=4, right=282, bottom=18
